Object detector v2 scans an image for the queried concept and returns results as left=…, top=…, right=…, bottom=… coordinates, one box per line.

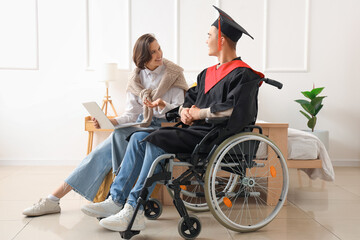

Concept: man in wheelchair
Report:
left=82, top=5, right=287, bottom=239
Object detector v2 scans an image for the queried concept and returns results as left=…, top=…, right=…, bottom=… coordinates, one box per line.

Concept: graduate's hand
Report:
left=143, top=98, right=166, bottom=110
left=180, top=108, right=193, bottom=125
left=92, top=117, right=100, bottom=129
left=189, top=105, right=201, bottom=120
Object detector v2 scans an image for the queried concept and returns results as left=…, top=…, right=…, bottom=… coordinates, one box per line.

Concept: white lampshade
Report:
left=99, top=63, right=129, bottom=88
left=102, top=63, right=118, bottom=82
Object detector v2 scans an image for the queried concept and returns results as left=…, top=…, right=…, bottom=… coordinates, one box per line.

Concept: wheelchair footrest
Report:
left=119, top=230, right=140, bottom=240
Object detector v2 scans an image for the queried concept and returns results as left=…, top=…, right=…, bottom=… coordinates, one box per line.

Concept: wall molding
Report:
left=127, top=0, right=132, bottom=70
left=0, top=160, right=81, bottom=166
left=0, top=0, right=39, bottom=70
left=263, top=0, right=310, bottom=73
left=85, top=0, right=91, bottom=70
left=174, top=0, right=180, bottom=64
left=332, top=159, right=360, bottom=167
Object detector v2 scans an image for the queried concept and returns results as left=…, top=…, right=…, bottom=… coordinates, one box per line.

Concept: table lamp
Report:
left=101, top=63, right=118, bottom=117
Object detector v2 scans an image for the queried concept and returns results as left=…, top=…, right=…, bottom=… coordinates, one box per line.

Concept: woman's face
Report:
left=206, top=26, right=219, bottom=56
left=145, top=40, right=163, bottom=71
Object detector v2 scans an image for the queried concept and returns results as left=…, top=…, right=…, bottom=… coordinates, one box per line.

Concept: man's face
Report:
left=206, top=26, right=218, bottom=56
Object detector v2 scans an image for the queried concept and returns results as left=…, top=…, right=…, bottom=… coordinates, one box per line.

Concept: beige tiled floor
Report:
left=0, top=166, right=359, bottom=240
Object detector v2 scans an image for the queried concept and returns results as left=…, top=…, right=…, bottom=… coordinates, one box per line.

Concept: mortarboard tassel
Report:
left=218, top=17, right=222, bottom=51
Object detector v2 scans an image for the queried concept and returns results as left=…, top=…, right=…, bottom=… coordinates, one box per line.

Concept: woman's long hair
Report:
left=132, top=34, right=157, bottom=69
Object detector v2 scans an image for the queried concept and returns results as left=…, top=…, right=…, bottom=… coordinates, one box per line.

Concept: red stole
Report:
left=204, top=60, right=264, bottom=94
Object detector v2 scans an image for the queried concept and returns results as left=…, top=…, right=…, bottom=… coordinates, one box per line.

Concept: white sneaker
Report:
left=23, top=198, right=61, bottom=216
left=99, top=203, right=145, bottom=232
left=81, top=196, right=123, bottom=218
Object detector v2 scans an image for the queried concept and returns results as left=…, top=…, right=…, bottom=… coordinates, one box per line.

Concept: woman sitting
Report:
left=23, top=33, right=188, bottom=217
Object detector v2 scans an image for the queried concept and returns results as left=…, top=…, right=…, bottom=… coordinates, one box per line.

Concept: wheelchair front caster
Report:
left=145, top=198, right=163, bottom=220
left=178, top=214, right=201, bottom=240
left=119, top=230, right=140, bottom=240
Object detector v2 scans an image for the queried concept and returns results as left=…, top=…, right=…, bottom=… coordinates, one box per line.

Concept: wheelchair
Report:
left=120, top=78, right=289, bottom=240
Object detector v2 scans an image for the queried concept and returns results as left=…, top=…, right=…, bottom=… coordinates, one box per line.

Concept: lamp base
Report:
left=102, top=88, right=118, bottom=117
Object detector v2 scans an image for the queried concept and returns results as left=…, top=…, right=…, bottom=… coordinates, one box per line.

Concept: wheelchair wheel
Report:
left=178, top=214, right=201, bottom=240
left=205, top=132, right=289, bottom=232
left=144, top=198, right=162, bottom=220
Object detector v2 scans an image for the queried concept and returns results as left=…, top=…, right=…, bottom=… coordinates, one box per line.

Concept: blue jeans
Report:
left=65, top=115, right=166, bottom=201
left=110, top=132, right=166, bottom=208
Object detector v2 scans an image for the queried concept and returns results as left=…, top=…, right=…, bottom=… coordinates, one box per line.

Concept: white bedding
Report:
left=288, top=128, right=335, bottom=181
left=256, top=120, right=335, bottom=181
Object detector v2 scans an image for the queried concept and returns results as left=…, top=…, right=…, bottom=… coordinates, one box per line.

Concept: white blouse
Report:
left=115, top=65, right=185, bottom=125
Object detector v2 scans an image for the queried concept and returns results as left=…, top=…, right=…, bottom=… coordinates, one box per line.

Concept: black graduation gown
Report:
left=144, top=59, right=261, bottom=154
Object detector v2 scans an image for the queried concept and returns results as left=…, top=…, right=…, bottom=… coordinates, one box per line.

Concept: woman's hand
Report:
left=92, top=117, right=118, bottom=129
left=109, top=118, right=118, bottom=126
left=180, top=108, right=193, bottom=125
left=189, top=105, right=201, bottom=120
left=92, top=117, right=100, bottom=129
left=143, top=98, right=166, bottom=110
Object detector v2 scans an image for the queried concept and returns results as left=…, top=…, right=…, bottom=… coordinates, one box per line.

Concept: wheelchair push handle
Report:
left=263, top=78, right=283, bottom=89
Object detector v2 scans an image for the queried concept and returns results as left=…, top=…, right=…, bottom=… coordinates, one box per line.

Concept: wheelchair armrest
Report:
left=205, top=117, right=229, bottom=125
left=166, top=107, right=180, bottom=122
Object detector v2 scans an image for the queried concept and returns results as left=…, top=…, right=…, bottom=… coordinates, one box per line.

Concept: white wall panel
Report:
left=101, top=0, right=129, bottom=67
left=264, top=0, right=309, bottom=72
left=131, top=0, right=176, bottom=68
left=0, top=0, right=38, bottom=70
left=179, top=0, right=216, bottom=72
left=87, top=0, right=129, bottom=70
left=221, top=0, right=265, bottom=71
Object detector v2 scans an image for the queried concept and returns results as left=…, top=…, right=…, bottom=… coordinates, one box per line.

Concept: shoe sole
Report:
left=23, top=209, right=61, bottom=217
left=99, top=220, right=145, bottom=232
left=81, top=207, right=113, bottom=218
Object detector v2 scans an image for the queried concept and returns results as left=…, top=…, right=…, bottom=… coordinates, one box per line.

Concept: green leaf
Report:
left=311, top=87, right=325, bottom=97
left=301, top=91, right=315, bottom=99
left=311, top=96, right=326, bottom=106
left=300, top=110, right=311, bottom=120
left=305, top=103, right=316, bottom=115
left=307, top=117, right=317, bottom=131
left=314, top=104, right=323, bottom=116
left=311, top=96, right=326, bottom=115
left=295, top=99, right=310, bottom=105
left=300, top=104, right=312, bottom=115
left=295, top=100, right=313, bottom=115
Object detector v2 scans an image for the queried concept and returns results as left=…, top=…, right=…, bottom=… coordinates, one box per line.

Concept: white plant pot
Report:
left=303, top=129, right=329, bottom=151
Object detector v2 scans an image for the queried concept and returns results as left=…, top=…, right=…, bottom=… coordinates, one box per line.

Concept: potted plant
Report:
left=294, top=87, right=329, bottom=149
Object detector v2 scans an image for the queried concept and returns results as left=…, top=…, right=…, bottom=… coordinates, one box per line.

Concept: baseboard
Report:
left=0, top=160, right=80, bottom=166
left=332, top=159, right=360, bottom=167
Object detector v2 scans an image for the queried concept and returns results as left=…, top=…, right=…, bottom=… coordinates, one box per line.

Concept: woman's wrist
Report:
left=158, top=99, right=166, bottom=110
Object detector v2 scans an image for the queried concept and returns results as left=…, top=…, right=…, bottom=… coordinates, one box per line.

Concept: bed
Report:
left=256, top=122, right=335, bottom=182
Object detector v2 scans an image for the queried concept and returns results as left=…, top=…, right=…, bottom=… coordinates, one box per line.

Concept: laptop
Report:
left=82, top=102, right=141, bottom=129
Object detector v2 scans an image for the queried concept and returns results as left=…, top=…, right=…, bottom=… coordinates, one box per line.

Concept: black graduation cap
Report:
left=211, top=5, right=253, bottom=49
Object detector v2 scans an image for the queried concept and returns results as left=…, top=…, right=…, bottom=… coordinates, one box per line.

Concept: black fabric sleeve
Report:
left=210, top=69, right=256, bottom=113
left=226, top=77, right=260, bottom=132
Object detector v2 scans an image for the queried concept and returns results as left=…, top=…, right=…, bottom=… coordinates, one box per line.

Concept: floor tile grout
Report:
left=11, top=218, right=32, bottom=240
